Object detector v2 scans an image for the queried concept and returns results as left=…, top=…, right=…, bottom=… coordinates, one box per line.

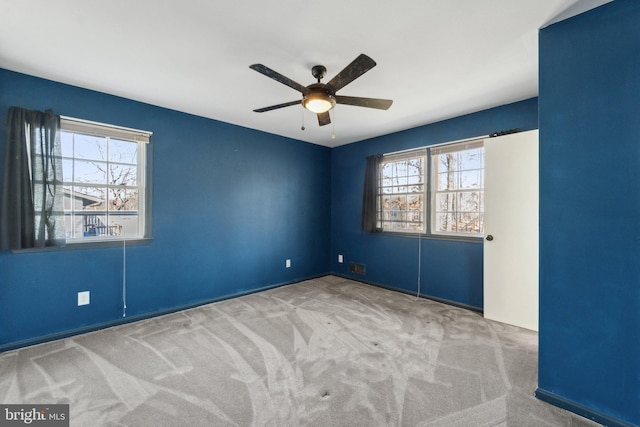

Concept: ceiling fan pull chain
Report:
left=301, top=107, right=305, bottom=131
left=331, top=108, right=336, bottom=139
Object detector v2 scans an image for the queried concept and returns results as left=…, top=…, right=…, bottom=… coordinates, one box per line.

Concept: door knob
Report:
left=486, top=235, right=494, bottom=241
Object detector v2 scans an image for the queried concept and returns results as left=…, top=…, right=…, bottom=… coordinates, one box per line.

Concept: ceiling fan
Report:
left=250, top=54, right=393, bottom=127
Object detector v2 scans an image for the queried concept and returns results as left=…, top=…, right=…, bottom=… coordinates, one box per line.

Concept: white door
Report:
left=483, top=130, right=539, bottom=331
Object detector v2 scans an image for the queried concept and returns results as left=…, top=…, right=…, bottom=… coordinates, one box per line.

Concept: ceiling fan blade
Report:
left=336, top=96, right=393, bottom=110
left=250, top=64, right=310, bottom=95
left=324, top=54, right=377, bottom=93
left=317, top=112, right=331, bottom=126
left=253, top=100, right=300, bottom=113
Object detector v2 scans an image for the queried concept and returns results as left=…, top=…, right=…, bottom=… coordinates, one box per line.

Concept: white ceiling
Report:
left=0, top=0, right=611, bottom=148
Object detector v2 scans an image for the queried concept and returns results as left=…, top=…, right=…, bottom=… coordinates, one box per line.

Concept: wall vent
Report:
left=349, top=262, right=366, bottom=275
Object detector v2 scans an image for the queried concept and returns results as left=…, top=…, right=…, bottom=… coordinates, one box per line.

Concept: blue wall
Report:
left=330, top=98, right=538, bottom=309
left=0, top=69, right=331, bottom=349
left=538, top=1, right=640, bottom=425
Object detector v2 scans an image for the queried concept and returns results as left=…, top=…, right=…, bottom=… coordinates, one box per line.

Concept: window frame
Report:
left=59, top=116, right=152, bottom=245
left=375, top=138, right=485, bottom=241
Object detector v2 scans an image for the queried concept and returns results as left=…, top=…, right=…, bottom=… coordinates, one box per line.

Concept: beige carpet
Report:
left=0, top=275, right=599, bottom=426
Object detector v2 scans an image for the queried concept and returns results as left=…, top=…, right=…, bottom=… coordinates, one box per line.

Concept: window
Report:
left=377, top=150, right=427, bottom=232
left=430, top=140, right=484, bottom=236
left=60, top=117, right=151, bottom=242
left=373, top=139, right=484, bottom=237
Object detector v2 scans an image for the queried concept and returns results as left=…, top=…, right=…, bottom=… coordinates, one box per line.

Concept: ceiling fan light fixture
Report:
left=303, top=92, right=336, bottom=113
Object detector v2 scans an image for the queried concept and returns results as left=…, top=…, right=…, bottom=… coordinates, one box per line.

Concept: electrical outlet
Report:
left=338, top=254, right=344, bottom=263
left=286, top=259, right=291, bottom=268
left=77, top=291, right=90, bottom=306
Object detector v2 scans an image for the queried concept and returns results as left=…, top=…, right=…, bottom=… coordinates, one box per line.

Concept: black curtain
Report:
left=361, top=154, right=381, bottom=232
left=0, top=107, right=65, bottom=250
